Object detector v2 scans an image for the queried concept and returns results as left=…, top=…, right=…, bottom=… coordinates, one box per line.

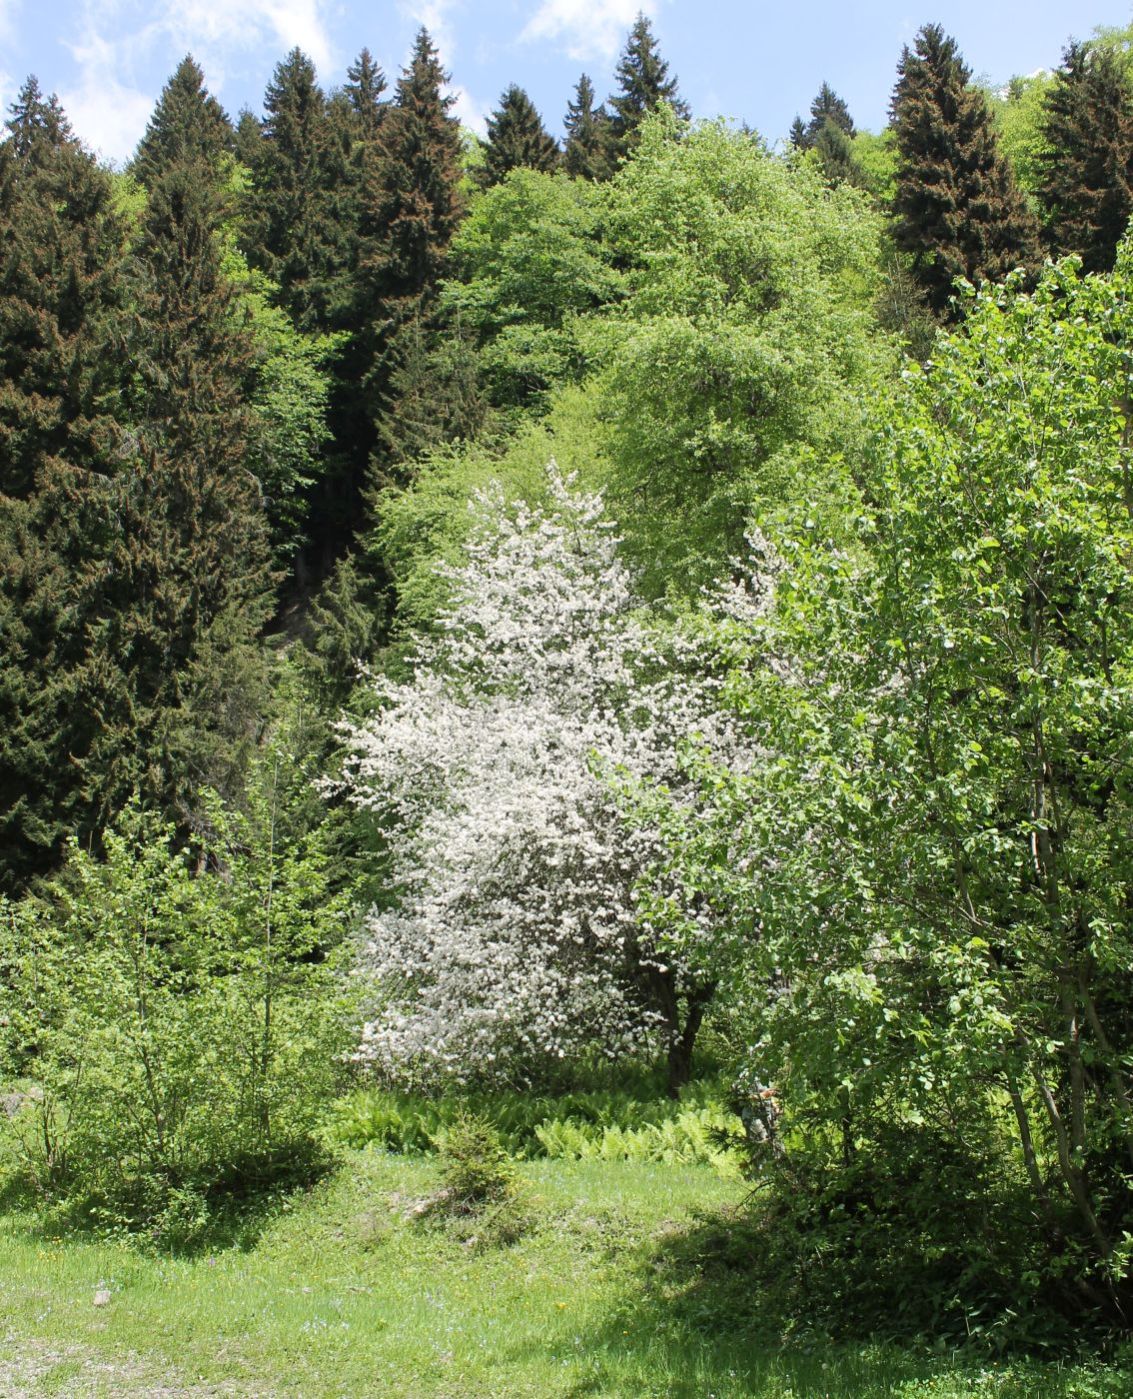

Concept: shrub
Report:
left=0, top=798, right=353, bottom=1248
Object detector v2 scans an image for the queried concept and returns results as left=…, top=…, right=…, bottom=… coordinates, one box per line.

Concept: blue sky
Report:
left=6, top=1, right=1132, bottom=164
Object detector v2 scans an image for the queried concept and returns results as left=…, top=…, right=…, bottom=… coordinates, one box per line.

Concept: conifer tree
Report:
left=0, top=78, right=124, bottom=503
left=114, top=153, right=273, bottom=834
left=131, top=55, right=231, bottom=188
left=5, top=75, right=72, bottom=154
left=244, top=48, right=337, bottom=331
left=233, top=108, right=263, bottom=167
left=791, top=83, right=861, bottom=182
left=788, top=114, right=808, bottom=149
left=813, top=117, right=862, bottom=185
left=1037, top=41, right=1133, bottom=273
left=480, top=85, right=559, bottom=186
left=564, top=74, right=614, bottom=180
left=344, top=47, right=388, bottom=142
left=607, top=13, right=689, bottom=161
left=336, top=29, right=464, bottom=549
left=891, top=24, right=1039, bottom=319
left=805, top=82, right=855, bottom=144
left=0, top=81, right=131, bottom=887
left=373, top=316, right=487, bottom=477
left=360, top=27, right=463, bottom=327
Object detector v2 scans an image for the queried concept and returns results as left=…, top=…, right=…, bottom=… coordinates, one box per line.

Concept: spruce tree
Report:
left=0, top=83, right=130, bottom=887
left=813, top=118, right=862, bottom=185
left=0, top=77, right=124, bottom=503
left=805, top=82, right=855, bottom=144
left=373, top=316, right=487, bottom=477
left=607, top=13, right=689, bottom=161
left=788, top=114, right=808, bottom=150
left=344, top=48, right=388, bottom=142
left=564, top=74, right=614, bottom=180
left=359, top=29, right=463, bottom=336
left=891, top=24, right=1040, bottom=319
left=5, top=75, right=72, bottom=155
left=480, top=85, right=559, bottom=186
left=233, top=108, right=263, bottom=167
left=244, top=48, right=337, bottom=331
left=114, top=152, right=273, bottom=833
left=1038, top=41, right=1133, bottom=273
left=131, top=55, right=231, bottom=188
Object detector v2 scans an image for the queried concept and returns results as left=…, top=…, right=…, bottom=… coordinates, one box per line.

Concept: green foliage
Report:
left=533, top=1104, right=740, bottom=1172
left=370, top=383, right=608, bottom=633
left=0, top=794, right=353, bottom=1249
left=591, top=113, right=890, bottom=595
left=131, top=56, right=231, bottom=189
left=328, top=1081, right=735, bottom=1166
left=371, top=315, right=488, bottom=475
left=564, top=73, right=614, bottom=181
left=442, top=169, right=620, bottom=408
left=242, top=48, right=342, bottom=334
left=358, top=28, right=462, bottom=330
left=0, top=83, right=132, bottom=889
left=989, top=72, right=1056, bottom=198
left=726, top=1129, right=1071, bottom=1347
left=850, top=127, right=898, bottom=202
left=669, top=252, right=1133, bottom=1328
left=221, top=233, right=339, bottom=563
left=434, top=1112, right=516, bottom=1208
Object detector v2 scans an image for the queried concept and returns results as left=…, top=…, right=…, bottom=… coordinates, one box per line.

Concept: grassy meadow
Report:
left=1, top=1150, right=1128, bottom=1398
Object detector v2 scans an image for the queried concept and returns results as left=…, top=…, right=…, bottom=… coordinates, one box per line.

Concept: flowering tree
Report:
left=338, top=465, right=748, bottom=1091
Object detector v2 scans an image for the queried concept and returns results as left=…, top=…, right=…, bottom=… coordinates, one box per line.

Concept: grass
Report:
left=1, top=1150, right=1129, bottom=1397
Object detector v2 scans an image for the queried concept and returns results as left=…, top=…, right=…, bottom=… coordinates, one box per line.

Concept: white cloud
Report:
left=399, top=0, right=459, bottom=63
left=448, top=82, right=487, bottom=136
left=520, top=0, right=657, bottom=63
left=57, top=0, right=337, bottom=163
left=165, top=0, right=333, bottom=80
left=60, top=27, right=154, bottom=163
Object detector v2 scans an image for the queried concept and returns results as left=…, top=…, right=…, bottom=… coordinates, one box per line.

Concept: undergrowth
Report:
left=328, top=1082, right=743, bottom=1173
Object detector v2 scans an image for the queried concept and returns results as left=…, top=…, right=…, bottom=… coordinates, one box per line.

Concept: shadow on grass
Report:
left=549, top=1209, right=1133, bottom=1399
left=1, top=1141, right=337, bottom=1258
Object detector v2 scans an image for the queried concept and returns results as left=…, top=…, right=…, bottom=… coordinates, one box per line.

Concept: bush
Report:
left=723, top=1124, right=1095, bottom=1351
left=0, top=799, right=353, bottom=1248
left=435, top=1112, right=516, bottom=1210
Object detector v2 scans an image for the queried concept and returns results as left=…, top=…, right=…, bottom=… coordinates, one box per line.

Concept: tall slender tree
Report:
left=1037, top=41, right=1133, bottom=273
left=805, top=82, right=855, bottom=144
left=345, top=30, right=465, bottom=540
left=564, top=74, right=614, bottom=180
left=791, top=83, right=861, bottom=182
left=343, top=47, right=388, bottom=141
left=607, top=13, right=689, bottom=161
left=131, top=55, right=231, bottom=188
left=788, top=114, right=808, bottom=150
left=244, top=49, right=338, bottom=331
left=0, top=78, right=124, bottom=504
left=480, top=85, right=559, bottom=186
left=233, top=107, right=263, bottom=167
left=358, top=29, right=462, bottom=362
left=114, top=151, right=273, bottom=835
left=0, top=81, right=130, bottom=887
left=891, top=24, right=1039, bottom=318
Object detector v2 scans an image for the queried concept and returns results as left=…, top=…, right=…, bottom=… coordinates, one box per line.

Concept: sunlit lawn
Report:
left=1, top=1153, right=1127, bottom=1397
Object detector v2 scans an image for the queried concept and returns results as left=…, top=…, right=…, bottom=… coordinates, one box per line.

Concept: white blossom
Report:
left=336, top=464, right=753, bottom=1085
